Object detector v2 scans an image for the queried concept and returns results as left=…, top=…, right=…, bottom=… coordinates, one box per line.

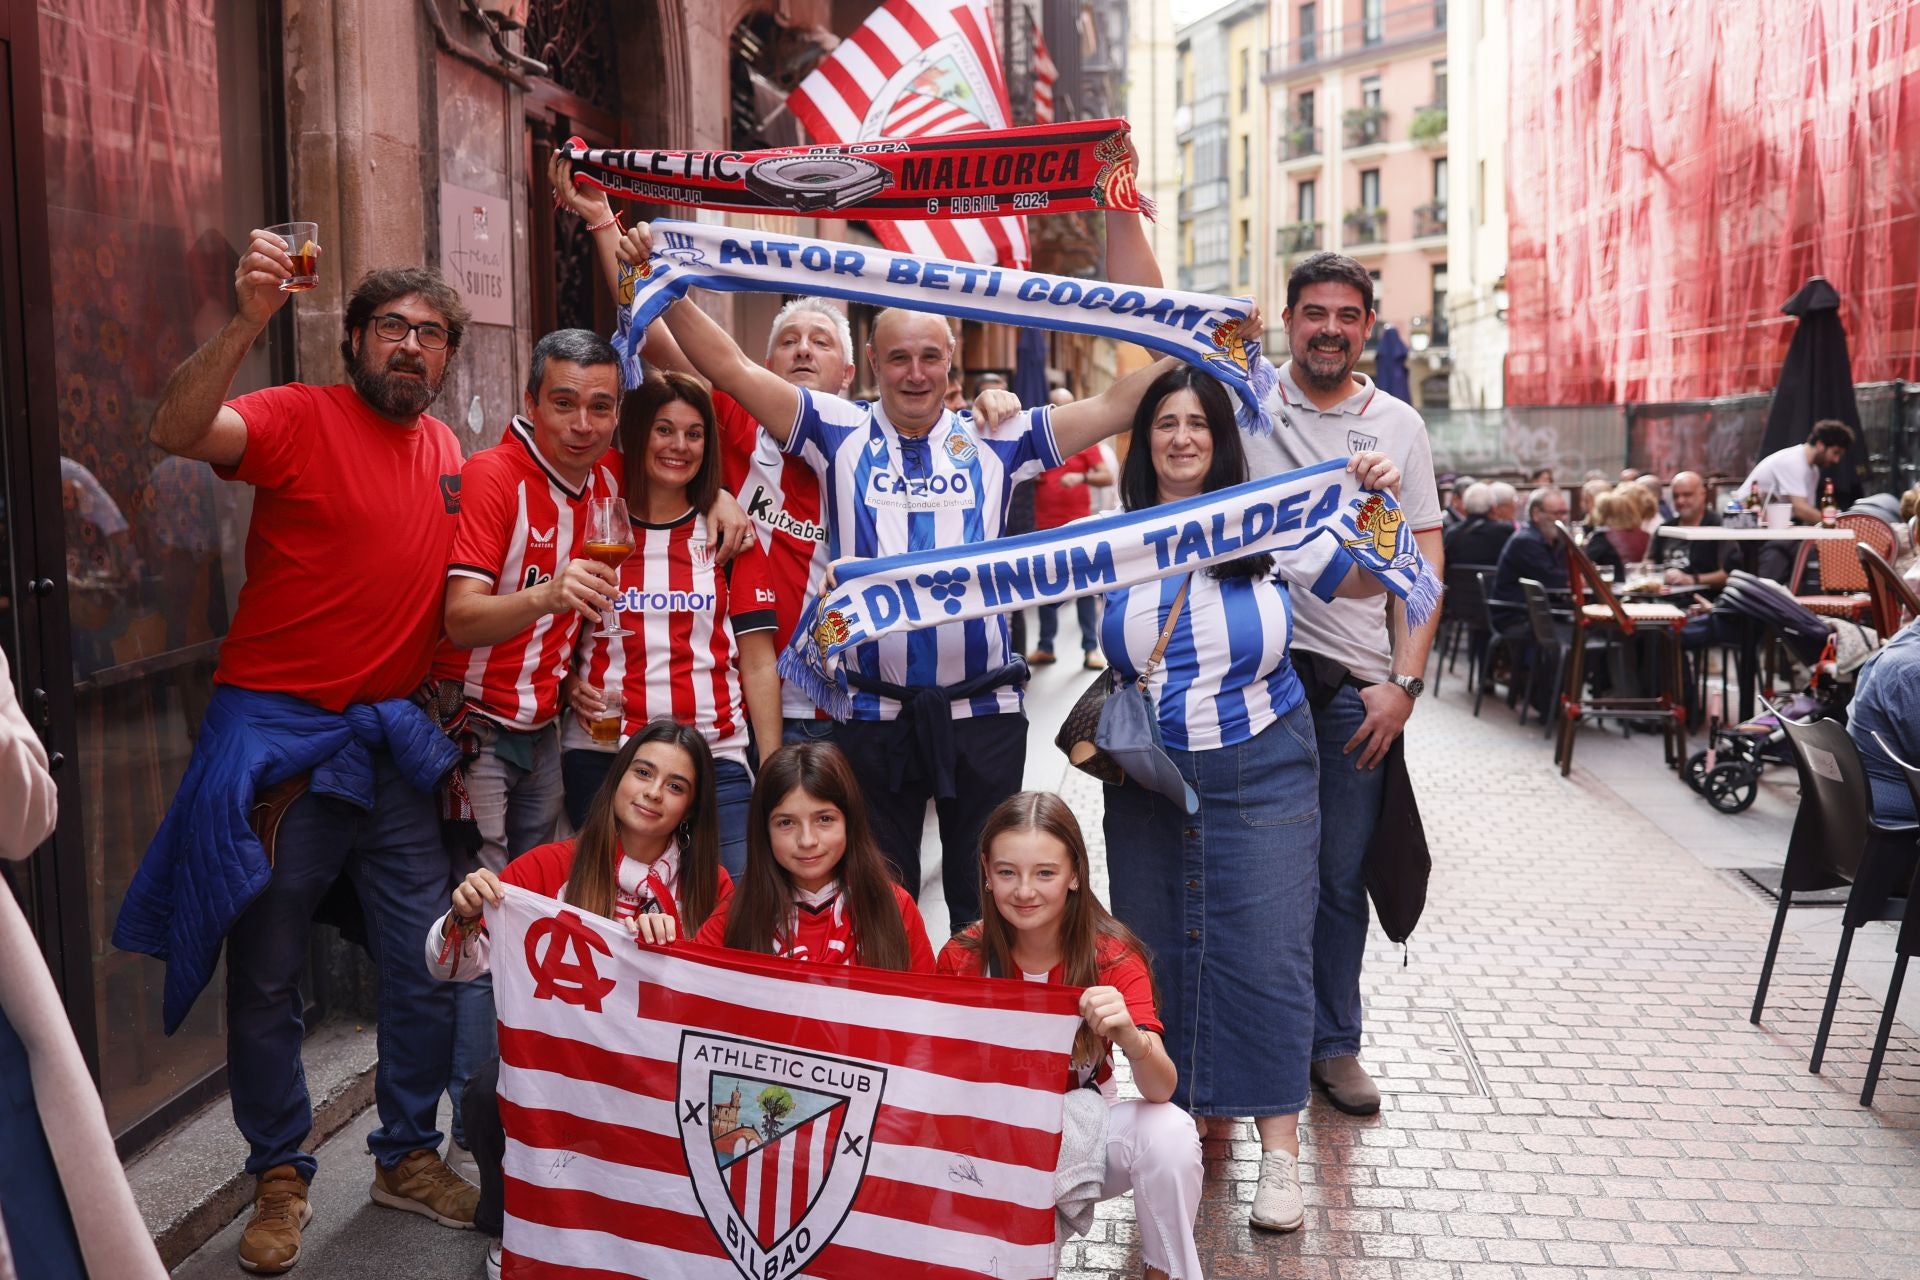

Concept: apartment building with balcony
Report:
left=1262, top=0, right=1452, bottom=407
left=1174, top=0, right=1265, bottom=298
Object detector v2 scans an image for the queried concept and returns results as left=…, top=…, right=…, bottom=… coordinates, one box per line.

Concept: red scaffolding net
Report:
left=1507, top=0, right=1920, bottom=405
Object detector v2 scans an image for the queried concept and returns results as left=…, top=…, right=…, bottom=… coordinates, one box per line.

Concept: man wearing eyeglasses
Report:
left=124, top=235, right=479, bottom=1271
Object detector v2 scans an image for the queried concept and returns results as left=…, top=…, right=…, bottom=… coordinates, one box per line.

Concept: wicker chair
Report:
left=1552, top=521, right=1689, bottom=777
left=1858, top=542, right=1920, bottom=640
left=1787, top=513, right=1885, bottom=621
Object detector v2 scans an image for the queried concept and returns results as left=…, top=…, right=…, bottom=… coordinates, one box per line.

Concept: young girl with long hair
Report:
left=938, top=791, right=1202, bottom=1280
left=425, top=719, right=732, bottom=1279
left=694, top=741, right=935, bottom=973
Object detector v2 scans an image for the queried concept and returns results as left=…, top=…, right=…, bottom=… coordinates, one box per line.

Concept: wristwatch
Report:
left=1388, top=673, right=1425, bottom=700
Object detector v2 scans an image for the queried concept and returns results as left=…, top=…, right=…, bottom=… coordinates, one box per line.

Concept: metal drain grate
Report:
left=1730, top=866, right=1851, bottom=906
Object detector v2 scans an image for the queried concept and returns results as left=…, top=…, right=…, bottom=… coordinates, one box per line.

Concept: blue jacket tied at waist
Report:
left=113, top=686, right=458, bottom=1033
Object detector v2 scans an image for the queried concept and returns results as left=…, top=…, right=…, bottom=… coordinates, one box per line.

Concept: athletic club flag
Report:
left=487, top=885, right=1085, bottom=1280
left=787, top=0, right=1032, bottom=269
left=1031, top=23, right=1058, bottom=125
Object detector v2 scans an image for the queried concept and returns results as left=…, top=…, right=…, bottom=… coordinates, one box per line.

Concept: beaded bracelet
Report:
left=586, top=210, right=623, bottom=234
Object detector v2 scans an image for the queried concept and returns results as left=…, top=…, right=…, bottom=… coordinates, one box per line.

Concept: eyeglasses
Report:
left=369, top=313, right=453, bottom=351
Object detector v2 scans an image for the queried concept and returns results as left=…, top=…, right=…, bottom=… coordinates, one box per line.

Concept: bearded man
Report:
left=126, top=245, right=480, bottom=1272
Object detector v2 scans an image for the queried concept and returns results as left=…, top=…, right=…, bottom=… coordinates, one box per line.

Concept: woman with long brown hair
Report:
left=694, top=741, right=934, bottom=973
left=425, top=718, right=732, bottom=1279
left=938, top=792, right=1202, bottom=1280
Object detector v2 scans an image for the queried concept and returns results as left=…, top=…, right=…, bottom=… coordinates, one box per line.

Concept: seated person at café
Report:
left=1584, top=483, right=1657, bottom=574
left=1847, top=616, right=1920, bottom=828
left=1742, top=420, right=1855, bottom=580
left=1488, top=489, right=1572, bottom=704
left=1650, top=470, right=1731, bottom=590
left=1443, top=481, right=1517, bottom=568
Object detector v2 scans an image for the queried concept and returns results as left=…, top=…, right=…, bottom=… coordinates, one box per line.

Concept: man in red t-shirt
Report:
left=143, top=243, right=480, bottom=1269
left=1027, top=388, right=1113, bottom=671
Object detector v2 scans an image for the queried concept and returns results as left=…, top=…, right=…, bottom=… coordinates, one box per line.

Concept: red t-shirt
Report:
left=429, top=419, right=622, bottom=728
left=1030, top=445, right=1105, bottom=532
left=936, top=926, right=1161, bottom=1086
left=715, top=392, right=830, bottom=719
left=564, top=508, right=777, bottom=767
left=215, top=383, right=463, bottom=711
left=501, top=838, right=734, bottom=934
left=694, top=881, right=936, bottom=973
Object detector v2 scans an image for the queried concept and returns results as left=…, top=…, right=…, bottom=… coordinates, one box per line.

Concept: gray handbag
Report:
left=1089, top=576, right=1199, bottom=813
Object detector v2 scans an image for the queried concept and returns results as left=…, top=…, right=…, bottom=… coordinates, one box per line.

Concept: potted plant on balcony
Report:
left=1284, top=124, right=1317, bottom=158
left=1411, top=107, right=1448, bottom=145
left=1342, top=206, right=1387, bottom=242
left=1342, top=105, right=1387, bottom=146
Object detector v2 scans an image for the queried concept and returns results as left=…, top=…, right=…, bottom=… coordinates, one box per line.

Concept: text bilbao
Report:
left=845, top=480, right=1351, bottom=631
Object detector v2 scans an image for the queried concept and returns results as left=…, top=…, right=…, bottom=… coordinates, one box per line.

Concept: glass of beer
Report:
left=266, top=222, right=321, bottom=292
left=585, top=496, right=635, bottom=638
left=589, top=687, right=625, bottom=745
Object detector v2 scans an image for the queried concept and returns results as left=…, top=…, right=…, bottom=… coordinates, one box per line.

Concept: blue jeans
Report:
left=1036, top=595, right=1099, bottom=654
left=1103, top=702, right=1321, bottom=1116
left=782, top=716, right=836, bottom=745
left=450, top=724, right=564, bottom=1147
left=225, top=751, right=454, bottom=1178
left=1306, top=681, right=1387, bottom=1061
left=560, top=748, right=753, bottom=880
left=0, top=1002, right=84, bottom=1278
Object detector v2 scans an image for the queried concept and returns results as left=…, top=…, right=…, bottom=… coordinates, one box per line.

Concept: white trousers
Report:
left=1099, top=1099, right=1205, bottom=1279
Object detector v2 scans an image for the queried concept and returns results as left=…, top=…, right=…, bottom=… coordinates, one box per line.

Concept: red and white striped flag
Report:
left=1031, top=22, right=1058, bottom=125
left=488, top=885, right=1084, bottom=1280
left=787, top=0, right=1032, bottom=268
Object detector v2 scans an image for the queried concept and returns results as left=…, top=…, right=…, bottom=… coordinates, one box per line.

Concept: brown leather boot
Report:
left=238, top=1164, right=312, bottom=1274
left=369, top=1148, right=478, bottom=1228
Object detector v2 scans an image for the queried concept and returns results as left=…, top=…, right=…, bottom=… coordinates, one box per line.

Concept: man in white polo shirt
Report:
left=1740, top=420, right=1854, bottom=580
left=1244, top=252, right=1446, bottom=1116
left=661, top=286, right=1176, bottom=927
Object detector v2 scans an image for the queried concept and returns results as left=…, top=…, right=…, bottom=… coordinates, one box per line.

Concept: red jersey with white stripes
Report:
left=429, top=417, right=620, bottom=728
left=563, top=508, right=778, bottom=766
left=715, top=392, right=830, bottom=720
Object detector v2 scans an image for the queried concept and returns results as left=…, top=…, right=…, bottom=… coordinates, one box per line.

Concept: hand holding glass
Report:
left=265, top=222, right=320, bottom=292
left=585, top=497, right=634, bottom=638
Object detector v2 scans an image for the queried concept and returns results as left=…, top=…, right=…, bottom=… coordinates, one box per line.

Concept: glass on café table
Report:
left=265, top=222, right=320, bottom=291
left=584, top=496, right=635, bottom=639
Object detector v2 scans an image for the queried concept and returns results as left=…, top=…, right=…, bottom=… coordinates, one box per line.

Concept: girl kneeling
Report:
left=696, top=741, right=935, bottom=973
left=938, top=791, right=1202, bottom=1280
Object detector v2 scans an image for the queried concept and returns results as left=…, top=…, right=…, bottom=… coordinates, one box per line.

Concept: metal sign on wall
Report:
left=441, top=182, right=512, bottom=326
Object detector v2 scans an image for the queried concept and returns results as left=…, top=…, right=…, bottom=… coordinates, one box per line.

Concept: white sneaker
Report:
left=1249, top=1149, right=1304, bottom=1232
left=485, top=1240, right=501, bottom=1280
left=448, top=1142, right=480, bottom=1184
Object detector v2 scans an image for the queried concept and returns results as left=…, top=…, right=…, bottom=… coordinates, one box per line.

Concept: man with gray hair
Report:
left=1444, top=480, right=1517, bottom=567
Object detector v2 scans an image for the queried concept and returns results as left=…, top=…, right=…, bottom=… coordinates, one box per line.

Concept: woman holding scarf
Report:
left=1097, top=364, right=1397, bottom=1235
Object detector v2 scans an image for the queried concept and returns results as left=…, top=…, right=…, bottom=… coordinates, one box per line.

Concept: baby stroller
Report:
left=1681, top=573, right=1853, bottom=814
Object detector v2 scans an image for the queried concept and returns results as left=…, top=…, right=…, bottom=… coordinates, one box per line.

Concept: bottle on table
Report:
left=1820, top=478, right=1838, bottom=528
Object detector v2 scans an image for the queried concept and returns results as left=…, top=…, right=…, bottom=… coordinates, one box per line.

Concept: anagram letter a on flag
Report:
left=486, top=885, right=1085, bottom=1280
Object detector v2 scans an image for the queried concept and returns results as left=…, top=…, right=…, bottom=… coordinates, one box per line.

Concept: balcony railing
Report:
left=1265, top=1, right=1446, bottom=78
left=1414, top=200, right=1448, bottom=239
left=1343, top=209, right=1386, bottom=246
left=1278, top=222, right=1322, bottom=255
left=1281, top=125, right=1322, bottom=161
left=1343, top=106, right=1388, bottom=148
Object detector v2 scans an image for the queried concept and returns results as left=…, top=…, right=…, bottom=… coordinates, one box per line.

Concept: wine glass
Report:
left=584, top=496, right=634, bottom=638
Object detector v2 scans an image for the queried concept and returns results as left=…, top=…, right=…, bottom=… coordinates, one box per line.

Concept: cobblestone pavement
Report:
left=1058, top=689, right=1920, bottom=1280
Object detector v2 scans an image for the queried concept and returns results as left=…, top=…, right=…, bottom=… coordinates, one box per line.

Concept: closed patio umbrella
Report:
left=1759, top=277, right=1865, bottom=506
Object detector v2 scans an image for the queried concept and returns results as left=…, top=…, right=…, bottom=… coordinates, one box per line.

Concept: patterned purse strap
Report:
left=1135, top=574, right=1193, bottom=692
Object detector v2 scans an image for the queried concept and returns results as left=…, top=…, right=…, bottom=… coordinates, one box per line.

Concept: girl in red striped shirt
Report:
left=937, top=792, right=1203, bottom=1280
left=695, top=742, right=936, bottom=973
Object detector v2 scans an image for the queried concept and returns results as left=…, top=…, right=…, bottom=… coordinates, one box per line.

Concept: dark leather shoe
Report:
left=1312, top=1055, right=1382, bottom=1115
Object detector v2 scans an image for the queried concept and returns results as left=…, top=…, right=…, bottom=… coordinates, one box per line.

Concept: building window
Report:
left=1297, top=89, right=1315, bottom=126
left=1238, top=48, right=1250, bottom=111
left=1432, top=263, right=1451, bottom=344
left=1299, top=178, right=1317, bottom=221
left=1434, top=156, right=1449, bottom=199
left=1433, top=58, right=1449, bottom=106
left=1360, top=167, right=1381, bottom=210
left=1362, top=75, right=1383, bottom=111
left=1238, top=218, right=1252, bottom=284
left=1363, top=0, right=1385, bottom=45
left=1240, top=135, right=1250, bottom=195
left=1299, top=3, right=1317, bottom=61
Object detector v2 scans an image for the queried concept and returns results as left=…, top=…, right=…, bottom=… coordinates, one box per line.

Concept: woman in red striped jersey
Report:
left=695, top=742, right=936, bottom=973
left=562, top=372, right=782, bottom=879
left=425, top=719, right=733, bottom=1280
left=938, top=792, right=1203, bottom=1280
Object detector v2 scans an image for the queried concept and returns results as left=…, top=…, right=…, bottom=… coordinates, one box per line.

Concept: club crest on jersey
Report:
left=943, top=430, right=978, bottom=464
left=678, top=1031, right=884, bottom=1280
left=1346, top=430, right=1379, bottom=453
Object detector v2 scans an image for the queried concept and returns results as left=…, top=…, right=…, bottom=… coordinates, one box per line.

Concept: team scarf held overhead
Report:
left=618, top=219, right=1278, bottom=430
left=558, top=119, right=1150, bottom=222
left=780, top=459, right=1442, bottom=719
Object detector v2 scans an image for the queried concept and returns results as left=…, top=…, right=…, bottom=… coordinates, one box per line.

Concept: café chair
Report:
left=1518, top=577, right=1605, bottom=739
left=1858, top=542, right=1920, bottom=639
left=1470, top=570, right=1511, bottom=719
left=1859, top=731, right=1920, bottom=1107
left=1786, top=514, right=1880, bottom=621
left=1552, top=522, right=1688, bottom=777
left=1434, top=562, right=1497, bottom=694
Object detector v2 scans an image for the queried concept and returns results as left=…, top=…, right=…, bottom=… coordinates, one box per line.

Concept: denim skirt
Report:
left=1103, top=699, right=1321, bottom=1117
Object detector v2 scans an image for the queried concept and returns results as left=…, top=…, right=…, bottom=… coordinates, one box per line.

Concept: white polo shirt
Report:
left=1244, top=363, right=1444, bottom=683
left=1741, top=445, right=1818, bottom=501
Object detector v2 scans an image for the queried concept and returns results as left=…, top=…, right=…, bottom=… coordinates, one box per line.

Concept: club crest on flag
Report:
left=868, top=35, right=1005, bottom=137
left=678, top=1031, right=885, bottom=1280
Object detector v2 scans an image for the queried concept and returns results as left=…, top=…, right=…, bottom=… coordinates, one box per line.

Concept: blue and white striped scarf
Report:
left=614, top=219, right=1278, bottom=432
left=779, top=458, right=1440, bottom=719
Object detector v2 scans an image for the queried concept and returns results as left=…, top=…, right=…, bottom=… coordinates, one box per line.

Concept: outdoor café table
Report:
left=1653, top=524, right=1855, bottom=718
